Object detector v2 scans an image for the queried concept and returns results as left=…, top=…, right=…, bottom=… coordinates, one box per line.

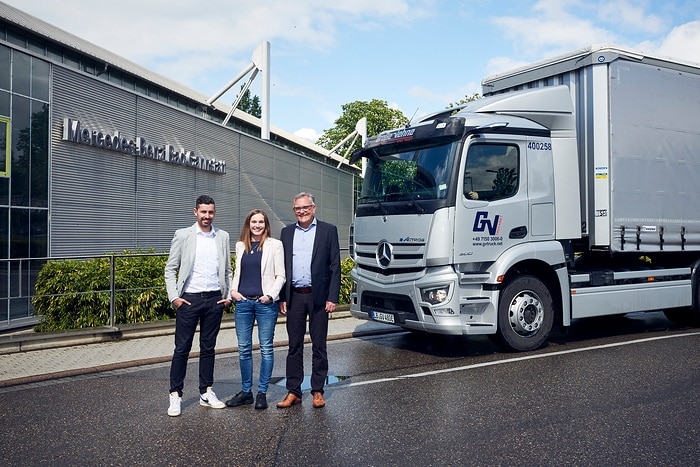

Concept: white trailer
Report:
left=348, top=45, right=700, bottom=351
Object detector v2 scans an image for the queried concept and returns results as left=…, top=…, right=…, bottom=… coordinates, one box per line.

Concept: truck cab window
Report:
left=360, top=141, right=459, bottom=203
left=464, top=144, right=519, bottom=201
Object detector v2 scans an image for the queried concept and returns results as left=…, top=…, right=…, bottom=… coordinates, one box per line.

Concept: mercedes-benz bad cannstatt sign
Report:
left=62, top=118, right=226, bottom=174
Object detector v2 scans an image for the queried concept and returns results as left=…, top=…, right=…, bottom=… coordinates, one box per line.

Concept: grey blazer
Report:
left=164, top=223, right=232, bottom=302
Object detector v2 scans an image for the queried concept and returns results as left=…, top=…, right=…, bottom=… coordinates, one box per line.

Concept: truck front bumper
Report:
left=349, top=266, right=498, bottom=336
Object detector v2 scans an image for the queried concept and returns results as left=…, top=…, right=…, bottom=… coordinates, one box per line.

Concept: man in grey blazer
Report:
left=164, top=195, right=232, bottom=416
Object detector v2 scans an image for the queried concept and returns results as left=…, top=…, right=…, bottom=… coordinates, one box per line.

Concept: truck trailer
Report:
left=348, top=44, right=700, bottom=351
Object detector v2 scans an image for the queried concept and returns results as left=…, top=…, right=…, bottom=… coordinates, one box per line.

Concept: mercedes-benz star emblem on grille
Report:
left=376, top=240, right=393, bottom=269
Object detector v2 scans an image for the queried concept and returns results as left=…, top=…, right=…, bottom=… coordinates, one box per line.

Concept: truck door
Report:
left=454, top=136, right=530, bottom=264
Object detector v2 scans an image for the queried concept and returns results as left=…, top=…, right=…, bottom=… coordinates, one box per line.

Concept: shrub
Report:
left=32, top=250, right=356, bottom=332
left=339, top=257, right=355, bottom=305
left=32, top=249, right=173, bottom=332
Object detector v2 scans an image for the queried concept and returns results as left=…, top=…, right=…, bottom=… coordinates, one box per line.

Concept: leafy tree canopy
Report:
left=316, top=99, right=408, bottom=162
left=236, top=85, right=262, bottom=118
left=448, top=92, right=482, bottom=109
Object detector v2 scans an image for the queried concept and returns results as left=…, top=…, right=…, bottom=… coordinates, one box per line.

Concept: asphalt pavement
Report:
left=0, top=309, right=399, bottom=387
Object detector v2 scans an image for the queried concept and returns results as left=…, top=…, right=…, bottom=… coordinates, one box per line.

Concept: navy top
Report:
left=238, top=242, right=263, bottom=297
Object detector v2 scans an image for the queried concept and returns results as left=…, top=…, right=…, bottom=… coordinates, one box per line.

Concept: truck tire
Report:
left=664, top=274, right=700, bottom=326
left=492, top=275, right=554, bottom=351
left=663, top=307, right=700, bottom=327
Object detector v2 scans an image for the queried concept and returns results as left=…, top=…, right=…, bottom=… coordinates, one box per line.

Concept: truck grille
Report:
left=354, top=241, right=425, bottom=272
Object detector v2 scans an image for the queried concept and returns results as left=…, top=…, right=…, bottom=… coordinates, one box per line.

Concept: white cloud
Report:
left=597, top=0, right=666, bottom=34
left=655, top=21, right=700, bottom=64
left=483, top=56, right=530, bottom=79
left=294, top=127, right=321, bottom=143
left=492, top=9, right=617, bottom=61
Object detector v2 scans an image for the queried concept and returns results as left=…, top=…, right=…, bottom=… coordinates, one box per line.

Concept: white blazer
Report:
left=231, top=237, right=285, bottom=301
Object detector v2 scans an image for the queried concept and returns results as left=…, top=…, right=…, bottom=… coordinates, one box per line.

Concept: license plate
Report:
left=371, top=311, right=395, bottom=324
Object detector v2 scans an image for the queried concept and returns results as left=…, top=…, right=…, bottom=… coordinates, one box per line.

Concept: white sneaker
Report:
left=200, top=387, right=225, bottom=409
left=168, top=392, right=181, bottom=417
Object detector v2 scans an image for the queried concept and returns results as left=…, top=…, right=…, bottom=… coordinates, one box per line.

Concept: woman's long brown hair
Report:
left=239, top=209, right=270, bottom=253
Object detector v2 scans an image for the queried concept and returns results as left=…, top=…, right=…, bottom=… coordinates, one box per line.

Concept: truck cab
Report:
left=349, top=87, right=578, bottom=351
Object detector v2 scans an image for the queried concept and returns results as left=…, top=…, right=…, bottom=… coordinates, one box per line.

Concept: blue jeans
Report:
left=234, top=299, right=279, bottom=394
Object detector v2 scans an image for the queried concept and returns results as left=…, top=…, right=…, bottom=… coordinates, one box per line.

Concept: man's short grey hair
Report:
left=294, top=192, right=315, bottom=205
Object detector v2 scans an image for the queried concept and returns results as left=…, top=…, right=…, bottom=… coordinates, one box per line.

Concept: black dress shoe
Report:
left=255, top=393, right=268, bottom=410
left=226, top=390, right=253, bottom=407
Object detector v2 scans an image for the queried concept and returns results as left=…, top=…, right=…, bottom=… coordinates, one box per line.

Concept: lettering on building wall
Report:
left=61, top=118, right=226, bottom=173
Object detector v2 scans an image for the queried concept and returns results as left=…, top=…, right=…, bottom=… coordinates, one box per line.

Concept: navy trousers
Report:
left=169, top=292, right=224, bottom=395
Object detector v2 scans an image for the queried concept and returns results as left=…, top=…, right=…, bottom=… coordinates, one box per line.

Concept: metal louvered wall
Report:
left=50, top=66, right=355, bottom=255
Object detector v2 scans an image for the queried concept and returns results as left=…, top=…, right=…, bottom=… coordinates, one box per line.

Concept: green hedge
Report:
left=32, top=249, right=174, bottom=331
left=32, top=251, right=356, bottom=332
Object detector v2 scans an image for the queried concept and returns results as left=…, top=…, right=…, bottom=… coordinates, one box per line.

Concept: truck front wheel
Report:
left=492, top=275, right=554, bottom=352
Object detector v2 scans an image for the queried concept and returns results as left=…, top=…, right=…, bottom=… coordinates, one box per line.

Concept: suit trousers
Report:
left=169, top=293, right=224, bottom=395
left=284, top=290, right=329, bottom=397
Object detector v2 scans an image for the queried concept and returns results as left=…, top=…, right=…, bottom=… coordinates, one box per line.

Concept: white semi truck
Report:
left=348, top=45, right=700, bottom=351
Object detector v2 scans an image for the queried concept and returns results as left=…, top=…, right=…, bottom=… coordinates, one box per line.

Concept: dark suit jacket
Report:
left=279, top=219, right=341, bottom=306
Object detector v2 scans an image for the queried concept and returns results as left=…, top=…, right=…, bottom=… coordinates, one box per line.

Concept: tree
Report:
left=236, top=85, right=261, bottom=118
left=316, top=99, right=408, bottom=161
left=448, top=92, right=482, bottom=108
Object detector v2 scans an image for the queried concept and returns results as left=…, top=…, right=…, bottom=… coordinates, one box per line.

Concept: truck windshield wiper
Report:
left=358, top=196, right=389, bottom=214
left=404, top=195, right=426, bottom=213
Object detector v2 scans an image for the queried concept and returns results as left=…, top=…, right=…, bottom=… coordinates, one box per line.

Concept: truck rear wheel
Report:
left=663, top=308, right=700, bottom=326
left=492, top=275, right=554, bottom=351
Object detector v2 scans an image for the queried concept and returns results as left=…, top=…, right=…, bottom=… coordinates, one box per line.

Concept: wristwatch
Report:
left=266, top=295, right=273, bottom=302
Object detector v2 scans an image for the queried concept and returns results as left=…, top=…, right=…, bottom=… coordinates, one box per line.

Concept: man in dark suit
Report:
left=276, top=192, right=341, bottom=409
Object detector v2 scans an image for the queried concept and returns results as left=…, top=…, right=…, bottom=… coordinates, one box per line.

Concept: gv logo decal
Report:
left=473, top=211, right=501, bottom=235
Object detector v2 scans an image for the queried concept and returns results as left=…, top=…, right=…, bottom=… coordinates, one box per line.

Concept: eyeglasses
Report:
left=293, top=205, right=315, bottom=213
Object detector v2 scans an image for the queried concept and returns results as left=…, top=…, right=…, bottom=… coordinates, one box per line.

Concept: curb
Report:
left=0, top=313, right=403, bottom=388
left=0, top=309, right=356, bottom=354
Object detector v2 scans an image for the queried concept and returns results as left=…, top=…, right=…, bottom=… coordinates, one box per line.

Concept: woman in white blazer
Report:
left=226, top=209, right=285, bottom=410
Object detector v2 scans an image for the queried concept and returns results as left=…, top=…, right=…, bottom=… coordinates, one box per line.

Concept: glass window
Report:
left=9, top=208, right=29, bottom=258
left=0, top=116, right=9, bottom=177
left=0, top=90, right=9, bottom=117
left=0, top=173, right=8, bottom=205
left=109, top=72, right=122, bottom=86
left=30, top=103, right=49, bottom=207
left=29, top=209, right=47, bottom=257
left=464, top=143, right=519, bottom=202
left=12, top=51, right=30, bottom=96
left=46, top=44, right=62, bottom=62
left=83, top=59, right=96, bottom=75
left=10, top=96, right=29, bottom=206
left=0, top=207, right=7, bottom=259
left=31, top=57, right=50, bottom=101
left=64, top=51, right=80, bottom=69
left=0, top=45, right=9, bottom=91
left=123, top=75, right=135, bottom=90
left=360, top=141, right=459, bottom=203
left=27, top=37, right=44, bottom=55
left=6, top=28, right=25, bottom=48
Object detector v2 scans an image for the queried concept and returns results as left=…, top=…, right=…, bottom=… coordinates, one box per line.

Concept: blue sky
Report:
left=6, top=0, right=700, bottom=143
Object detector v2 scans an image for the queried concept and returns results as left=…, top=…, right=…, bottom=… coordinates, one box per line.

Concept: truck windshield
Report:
left=359, top=141, right=459, bottom=204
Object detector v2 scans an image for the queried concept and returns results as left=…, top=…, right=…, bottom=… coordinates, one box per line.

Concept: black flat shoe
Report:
left=255, top=393, right=268, bottom=410
left=226, top=390, right=253, bottom=407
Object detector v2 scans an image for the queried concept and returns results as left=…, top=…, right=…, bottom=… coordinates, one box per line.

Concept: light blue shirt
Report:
left=292, top=218, right=316, bottom=288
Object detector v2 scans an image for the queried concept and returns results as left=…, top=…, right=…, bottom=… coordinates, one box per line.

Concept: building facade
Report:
left=0, top=3, right=358, bottom=329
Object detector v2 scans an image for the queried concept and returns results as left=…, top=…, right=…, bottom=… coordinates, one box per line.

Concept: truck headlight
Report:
left=420, top=286, right=449, bottom=305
